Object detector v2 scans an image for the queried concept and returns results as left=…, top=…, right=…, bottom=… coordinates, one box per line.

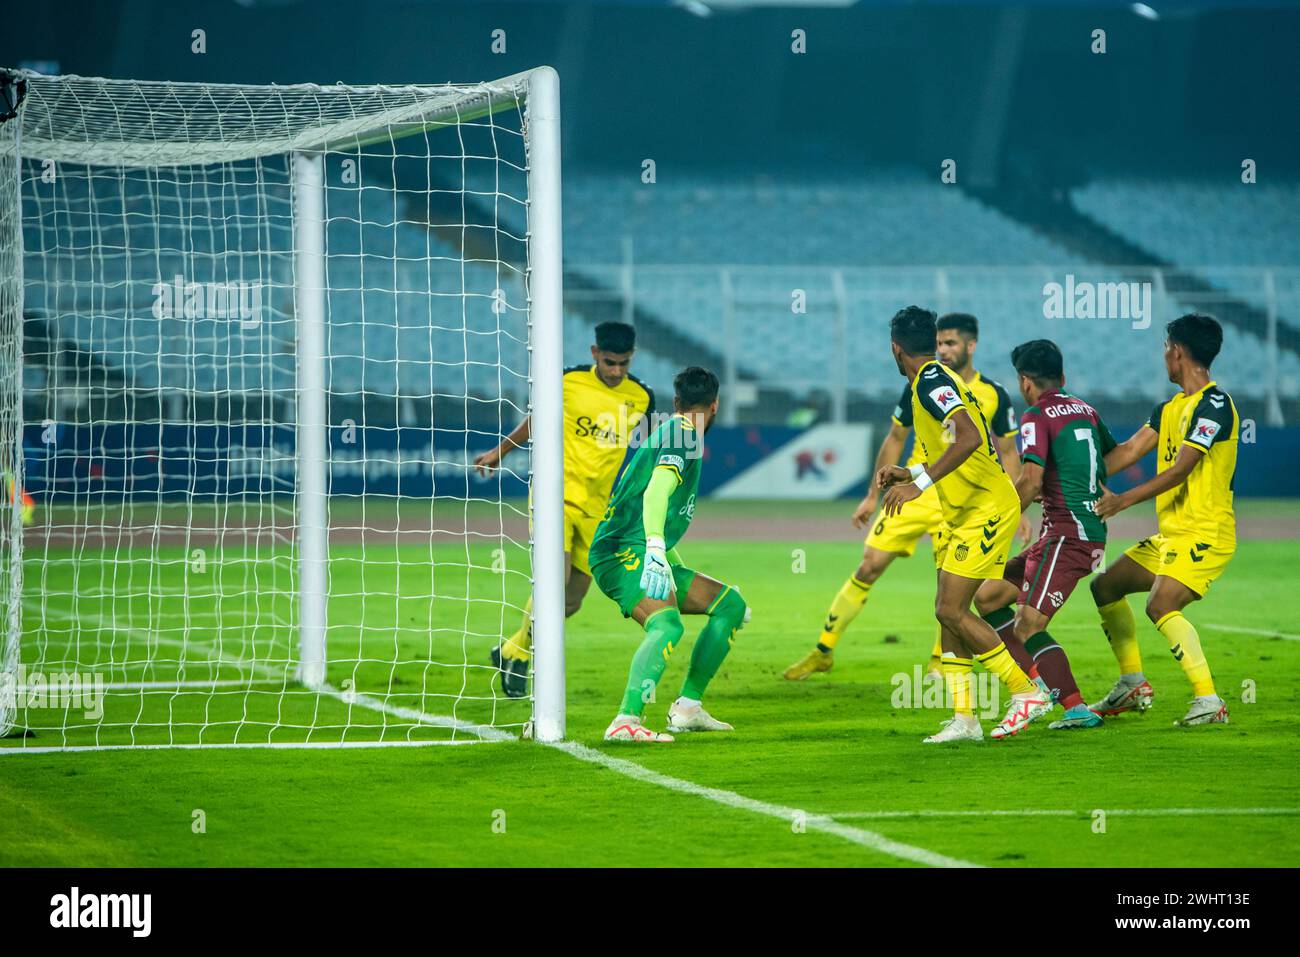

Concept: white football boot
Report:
left=603, top=715, right=674, bottom=742
left=923, top=713, right=984, bottom=743
left=1175, top=695, right=1229, bottom=727
left=1090, top=677, right=1155, bottom=716
left=990, top=689, right=1055, bottom=739
left=666, top=698, right=734, bottom=733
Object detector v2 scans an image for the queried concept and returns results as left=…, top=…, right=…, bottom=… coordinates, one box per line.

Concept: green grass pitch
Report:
left=2, top=500, right=1298, bottom=867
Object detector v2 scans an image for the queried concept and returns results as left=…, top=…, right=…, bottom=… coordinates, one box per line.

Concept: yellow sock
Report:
left=1099, top=599, right=1142, bottom=675
left=941, top=654, right=974, bottom=715
left=501, top=596, right=533, bottom=661
left=817, top=576, right=871, bottom=650
left=927, top=624, right=943, bottom=673
left=976, top=642, right=1034, bottom=695
left=1155, top=611, right=1216, bottom=697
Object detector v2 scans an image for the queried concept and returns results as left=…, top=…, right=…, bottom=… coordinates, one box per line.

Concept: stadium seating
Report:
left=23, top=164, right=1296, bottom=410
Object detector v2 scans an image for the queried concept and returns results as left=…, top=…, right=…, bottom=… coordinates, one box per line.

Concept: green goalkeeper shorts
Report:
left=590, top=545, right=698, bottom=619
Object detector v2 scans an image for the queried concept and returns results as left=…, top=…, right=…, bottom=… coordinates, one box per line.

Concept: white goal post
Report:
left=0, top=67, right=565, bottom=750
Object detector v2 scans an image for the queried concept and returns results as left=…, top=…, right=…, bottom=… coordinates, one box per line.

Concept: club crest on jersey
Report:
left=929, top=386, right=962, bottom=414
left=954, top=543, right=969, bottom=561
left=1190, top=417, right=1221, bottom=447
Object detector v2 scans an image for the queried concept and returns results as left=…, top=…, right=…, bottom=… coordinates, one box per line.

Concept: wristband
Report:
left=646, top=535, right=666, bottom=551
left=913, top=470, right=934, bottom=492
left=908, top=462, right=927, bottom=480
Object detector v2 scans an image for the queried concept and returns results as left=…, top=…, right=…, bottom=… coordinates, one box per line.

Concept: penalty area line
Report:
left=547, top=740, right=981, bottom=868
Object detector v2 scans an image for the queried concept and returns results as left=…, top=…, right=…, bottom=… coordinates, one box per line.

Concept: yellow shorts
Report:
left=564, top=502, right=603, bottom=576
left=935, top=507, right=1017, bottom=581
left=865, top=485, right=948, bottom=566
left=1124, top=534, right=1234, bottom=598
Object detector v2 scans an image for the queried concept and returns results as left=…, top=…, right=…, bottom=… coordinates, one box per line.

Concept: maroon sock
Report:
left=1024, top=631, right=1083, bottom=709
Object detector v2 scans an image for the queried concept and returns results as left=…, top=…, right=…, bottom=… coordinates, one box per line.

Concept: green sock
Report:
left=618, top=608, right=684, bottom=717
left=981, top=605, right=1015, bottom=633
left=681, top=587, right=747, bottom=701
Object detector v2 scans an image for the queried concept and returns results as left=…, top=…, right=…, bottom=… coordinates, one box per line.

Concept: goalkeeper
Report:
left=588, top=367, right=748, bottom=742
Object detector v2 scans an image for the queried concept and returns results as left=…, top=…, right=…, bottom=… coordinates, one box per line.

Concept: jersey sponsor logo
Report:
left=1189, top=417, right=1221, bottom=448
left=1020, top=421, right=1037, bottom=447
left=929, top=385, right=962, bottom=415
left=678, top=493, right=697, bottom=520
left=574, top=414, right=621, bottom=446
left=1044, top=401, right=1096, bottom=419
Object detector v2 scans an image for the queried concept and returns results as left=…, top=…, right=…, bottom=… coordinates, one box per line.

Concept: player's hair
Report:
left=937, top=312, right=979, bottom=340
left=1011, top=339, right=1064, bottom=387
left=594, top=321, right=636, bottom=354
left=889, top=305, right=938, bottom=356
left=674, top=366, right=719, bottom=409
left=1166, top=313, right=1222, bottom=368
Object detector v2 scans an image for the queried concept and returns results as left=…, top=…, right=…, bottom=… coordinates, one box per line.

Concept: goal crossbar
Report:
left=7, top=70, right=542, bottom=167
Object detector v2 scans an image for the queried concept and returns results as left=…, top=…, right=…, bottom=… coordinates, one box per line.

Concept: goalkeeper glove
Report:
left=640, top=536, right=674, bottom=601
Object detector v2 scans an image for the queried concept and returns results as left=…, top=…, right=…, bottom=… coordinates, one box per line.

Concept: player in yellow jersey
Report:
left=784, top=312, right=1026, bottom=681
left=1090, top=314, right=1236, bottom=726
left=876, top=307, right=1052, bottom=743
left=474, top=322, right=655, bottom=696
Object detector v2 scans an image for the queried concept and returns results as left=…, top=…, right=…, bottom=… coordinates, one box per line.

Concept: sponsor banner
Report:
left=711, top=425, right=873, bottom=500
left=20, top=422, right=1300, bottom=501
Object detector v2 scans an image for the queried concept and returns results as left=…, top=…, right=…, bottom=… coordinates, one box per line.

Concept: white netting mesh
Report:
left=1, top=71, right=546, bottom=749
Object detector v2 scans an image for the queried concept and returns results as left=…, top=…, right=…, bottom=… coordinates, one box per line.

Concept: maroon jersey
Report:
left=1018, top=389, right=1117, bottom=542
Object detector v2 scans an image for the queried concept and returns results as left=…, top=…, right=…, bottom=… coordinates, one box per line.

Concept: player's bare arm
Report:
left=854, top=422, right=908, bottom=527
left=881, top=408, right=981, bottom=516
left=474, top=416, right=531, bottom=475
left=1013, top=459, right=1045, bottom=514
left=997, top=433, right=1022, bottom=482
left=1096, top=443, right=1201, bottom=519
left=1103, top=424, right=1158, bottom=476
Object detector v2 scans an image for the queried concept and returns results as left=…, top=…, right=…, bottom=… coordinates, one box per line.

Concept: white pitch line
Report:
left=1206, top=623, right=1300, bottom=642
left=548, top=740, right=981, bottom=868
left=828, top=808, right=1300, bottom=820
left=0, top=739, right=487, bottom=755
left=314, top=684, right=515, bottom=743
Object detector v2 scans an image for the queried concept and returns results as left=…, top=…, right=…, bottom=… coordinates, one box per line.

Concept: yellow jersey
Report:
left=562, top=364, right=655, bottom=518
left=894, top=369, right=1017, bottom=468
left=1149, top=381, right=1238, bottom=546
left=909, top=359, right=1018, bottom=524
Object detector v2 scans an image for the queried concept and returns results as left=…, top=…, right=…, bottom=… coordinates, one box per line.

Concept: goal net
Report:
left=0, top=68, right=566, bottom=751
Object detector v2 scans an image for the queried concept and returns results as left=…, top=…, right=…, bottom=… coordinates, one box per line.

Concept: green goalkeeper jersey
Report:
left=590, top=413, right=703, bottom=558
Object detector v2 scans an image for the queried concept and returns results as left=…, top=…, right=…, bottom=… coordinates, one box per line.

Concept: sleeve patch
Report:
left=656, top=452, right=686, bottom=471
left=1187, top=417, right=1221, bottom=449
left=928, top=385, right=963, bottom=416
left=1020, top=421, right=1037, bottom=448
